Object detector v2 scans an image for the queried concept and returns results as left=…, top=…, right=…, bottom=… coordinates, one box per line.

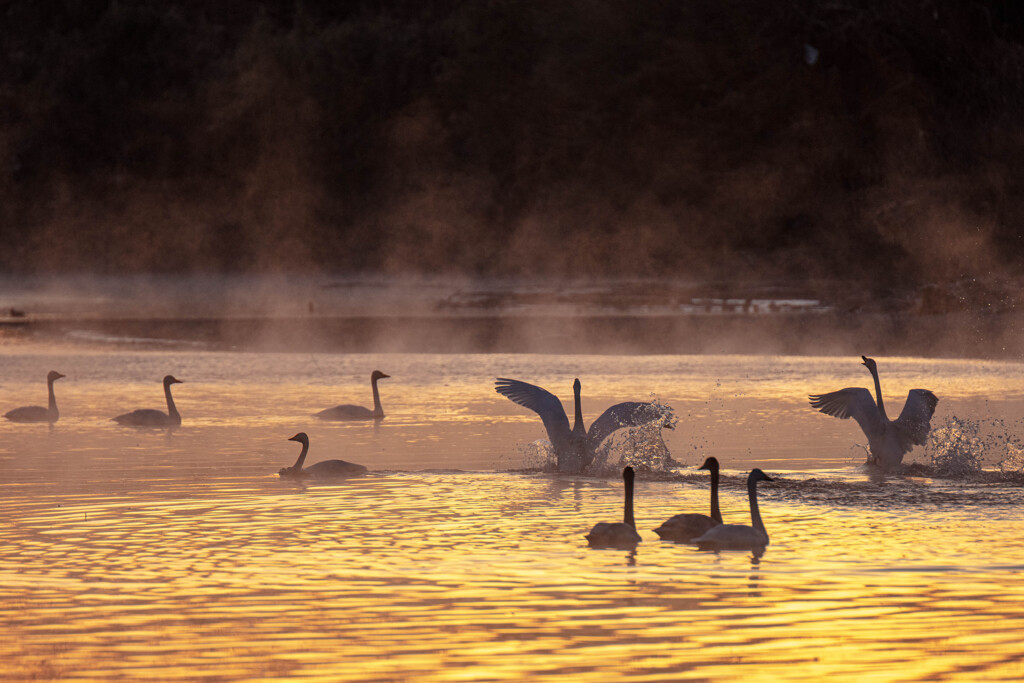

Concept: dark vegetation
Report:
left=3, top=0, right=1024, bottom=294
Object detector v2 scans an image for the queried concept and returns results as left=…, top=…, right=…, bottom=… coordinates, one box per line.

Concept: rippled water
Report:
left=3, top=347, right=1024, bottom=681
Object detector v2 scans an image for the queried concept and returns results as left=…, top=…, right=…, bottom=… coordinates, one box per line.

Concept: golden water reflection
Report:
left=4, top=474, right=1024, bottom=681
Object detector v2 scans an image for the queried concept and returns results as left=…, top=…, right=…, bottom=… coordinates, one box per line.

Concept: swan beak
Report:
left=381, top=373, right=390, bottom=379
left=861, top=356, right=870, bottom=365
left=56, top=373, right=66, bottom=379
left=763, top=475, right=775, bottom=481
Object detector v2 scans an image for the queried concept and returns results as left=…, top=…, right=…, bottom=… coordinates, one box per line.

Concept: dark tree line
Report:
left=2, top=0, right=1024, bottom=291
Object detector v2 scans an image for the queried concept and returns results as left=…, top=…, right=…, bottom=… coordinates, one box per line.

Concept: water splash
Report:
left=591, top=398, right=678, bottom=475
left=923, top=414, right=1024, bottom=479
left=926, top=416, right=984, bottom=476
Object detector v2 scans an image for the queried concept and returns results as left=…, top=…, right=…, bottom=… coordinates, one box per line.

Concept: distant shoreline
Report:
left=3, top=311, right=1022, bottom=359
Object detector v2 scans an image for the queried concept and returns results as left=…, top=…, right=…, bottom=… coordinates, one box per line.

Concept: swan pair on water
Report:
left=586, top=460, right=773, bottom=552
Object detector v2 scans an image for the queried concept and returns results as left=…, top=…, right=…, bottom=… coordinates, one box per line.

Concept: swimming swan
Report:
left=4, top=370, right=65, bottom=423
left=692, top=468, right=773, bottom=551
left=495, top=377, right=666, bottom=474
left=278, top=432, right=368, bottom=479
left=315, top=370, right=390, bottom=421
left=585, top=466, right=642, bottom=548
left=653, top=456, right=723, bottom=541
left=113, top=375, right=183, bottom=427
left=809, top=356, right=939, bottom=470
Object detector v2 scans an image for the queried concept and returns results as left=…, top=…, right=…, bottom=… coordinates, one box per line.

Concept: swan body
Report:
left=653, top=456, right=723, bottom=541
left=586, top=466, right=642, bottom=548
left=315, top=370, right=389, bottom=421
left=692, top=468, right=773, bottom=551
left=4, top=371, right=65, bottom=423
left=279, top=432, right=368, bottom=479
left=809, top=356, right=939, bottom=470
left=495, top=377, right=667, bottom=474
left=113, top=375, right=183, bottom=427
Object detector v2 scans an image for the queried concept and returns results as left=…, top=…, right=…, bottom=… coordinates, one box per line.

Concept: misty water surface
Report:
left=2, top=346, right=1024, bottom=681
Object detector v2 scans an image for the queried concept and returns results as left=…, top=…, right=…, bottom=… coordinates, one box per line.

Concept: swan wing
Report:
left=587, top=401, right=663, bottom=451
left=894, top=389, right=939, bottom=445
left=495, top=378, right=571, bottom=447
left=808, top=388, right=885, bottom=441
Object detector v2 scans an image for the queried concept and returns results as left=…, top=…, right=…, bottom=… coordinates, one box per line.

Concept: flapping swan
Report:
left=809, top=356, right=939, bottom=469
left=113, top=375, right=183, bottom=427
left=4, top=371, right=65, bottom=423
left=278, top=432, right=368, bottom=479
left=495, top=377, right=666, bottom=474
left=653, top=457, right=723, bottom=541
left=585, top=466, right=642, bottom=548
left=692, top=468, right=773, bottom=551
left=315, top=370, right=390, bottom=421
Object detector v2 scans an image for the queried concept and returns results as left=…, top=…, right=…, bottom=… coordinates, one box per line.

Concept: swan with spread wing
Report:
left=495, top=377, right=667, bottom=474
left=809, top=356, right=938, bottom=470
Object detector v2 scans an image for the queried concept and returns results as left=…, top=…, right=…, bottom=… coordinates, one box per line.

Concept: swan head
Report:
left=47, top=370, right=66, bottom=382
left=698, top=457, right=719, bottom=472
left=861, top=356, right=877, bottom=371
left=623, top=465, right=634, bottom=482
left=371, top=370, right=390, bottom=381
left=573, top=378, right=581, bottom=393
left=163, top=375, right=183, bottom=385
left=748, top=468, right=773, bottom=484
left=288, top=432, right=310, bottom=445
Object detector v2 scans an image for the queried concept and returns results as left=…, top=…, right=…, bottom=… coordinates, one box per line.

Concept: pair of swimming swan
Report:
left=586, top=459, right=774, bottom=551
left=810, top=356, right=939, bottom=469
left=2, top=372, right=184, bottom=427
left=279, top=432, right=367, bottom=479
left=495, top=377, right=667, bottom=474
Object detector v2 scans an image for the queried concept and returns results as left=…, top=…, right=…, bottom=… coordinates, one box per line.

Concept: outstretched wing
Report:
left=808, top=387, right=885, bottom=442
left=587, top=401, right=664, bottom=451
left=495, top=378, right=572, bottom=448
left=894, top=389, right=939, bottom=445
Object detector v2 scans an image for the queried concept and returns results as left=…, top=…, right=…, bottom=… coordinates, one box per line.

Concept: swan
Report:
left=692, top=468, right=773, bottom=551
left=4, top=370, right=65, bottom=423
left=495, top=377, right=667, bottom=474
left=652, top=456, right=723, bottom=541
left=113, top=375, right=183, bottom=427
left=315, top=370, right=390, bottom=421
left=809, top=356, right=939, bottom=469
left=278, top=432, right=368, bottom=479
left=585, top=466, right=642, bottom=548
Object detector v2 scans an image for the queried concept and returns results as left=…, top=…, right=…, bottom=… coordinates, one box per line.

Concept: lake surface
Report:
left=2, top=345, right=1024, bottom=681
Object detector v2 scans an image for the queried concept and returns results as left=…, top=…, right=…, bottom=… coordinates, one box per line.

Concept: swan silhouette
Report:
left=113, top=375, right=183, bottom=427
left=652, top=457, right=723, bottom=541
left=809, top=356, right=939, bottom=469
left=585, top=466, right=642, bottom=548
left=4, top=371, right=65, bottom=423
left=278, top=432, right=368, bottom=479
left=692, top=468, right=773, bottom=551
left=315, top=371, right=390, bottom=421
left=495, top=377, right=666, bottom=474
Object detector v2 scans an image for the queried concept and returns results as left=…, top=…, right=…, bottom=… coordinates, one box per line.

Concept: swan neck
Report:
left=572, top=383, right=584, bottom=434
left=748, top=478, right=765, bottom=533
left=623, top=475, right=636, bottom=529
left=709, top=466, right=722, bottom=523
left=371, top=376, right=383, bottom=417
left=869, top=365, right=888, bottom=419
left=293, top=441, right=309, bottom=470
left=47, top=377, right=58, bottom=413
left=164, top=381, right=179, bottom=420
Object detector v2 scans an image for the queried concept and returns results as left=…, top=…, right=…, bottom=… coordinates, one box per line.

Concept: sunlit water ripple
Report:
left=2, top=348, right=1024, bottom=681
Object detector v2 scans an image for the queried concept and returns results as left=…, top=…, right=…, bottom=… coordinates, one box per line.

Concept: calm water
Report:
left=3, top=346, right=1024, bottom=681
